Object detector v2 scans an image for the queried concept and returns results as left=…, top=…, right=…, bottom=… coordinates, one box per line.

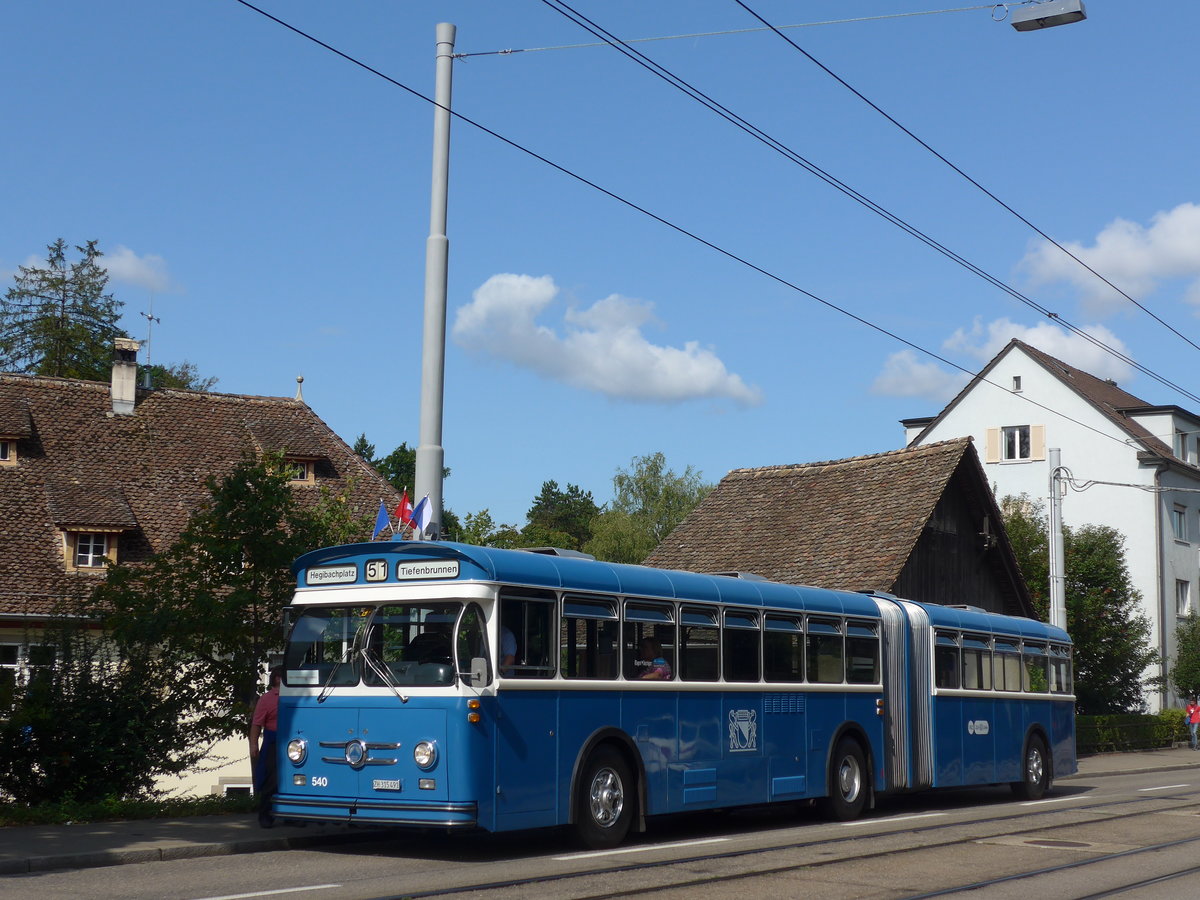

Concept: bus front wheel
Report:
left=817, top=737, right=868, bottom=821
left=1011, top=735, right=1050, bottom=800
left=574, top=746, right=634, bottom=849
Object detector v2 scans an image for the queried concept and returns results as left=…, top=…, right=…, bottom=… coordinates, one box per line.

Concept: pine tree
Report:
left=0, top=239, right=124, bottom=380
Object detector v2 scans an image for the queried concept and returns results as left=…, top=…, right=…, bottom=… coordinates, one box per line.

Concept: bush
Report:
left=0, top=793, right=256, bottom=827
left=1076, top=712, right=1182, bottom=754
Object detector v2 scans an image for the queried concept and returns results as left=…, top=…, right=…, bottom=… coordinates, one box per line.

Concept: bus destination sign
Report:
left=396, top=560, right=460, bottom=580
left=305, top=564, right=358, bottom=586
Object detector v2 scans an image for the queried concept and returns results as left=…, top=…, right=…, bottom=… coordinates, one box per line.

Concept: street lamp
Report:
left=1009, top=0, right=1087, bottom=32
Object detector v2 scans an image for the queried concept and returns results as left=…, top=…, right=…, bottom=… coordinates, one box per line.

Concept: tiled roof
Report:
left=910, top=339, right=1186, bottom=463
left=0, top=373, right=400, bottom=618
left=645, top=438, right=973, bottom=592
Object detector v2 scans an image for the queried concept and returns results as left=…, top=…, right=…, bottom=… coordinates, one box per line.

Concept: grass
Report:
left=0, top=792, right=257, bottom=827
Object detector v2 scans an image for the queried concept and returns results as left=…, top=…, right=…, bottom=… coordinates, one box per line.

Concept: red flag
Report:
left=396, top=490, right=413, bottom=526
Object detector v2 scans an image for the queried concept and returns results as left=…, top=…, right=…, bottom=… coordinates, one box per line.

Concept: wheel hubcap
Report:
left=589, top=766, right=624, bottom=827
left=1027, top=748, right=1044, bottom=785
left=837, top=756, right=862, bottom=802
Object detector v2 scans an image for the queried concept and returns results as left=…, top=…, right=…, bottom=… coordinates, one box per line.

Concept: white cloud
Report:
left=102, top=245, right=174, bottom=293
left=870, top=349, right=968, bottom=403
left=452, top=273, right=762, bottom=406
left=1020, top=202, right=1200, bottom=317
left=872, top=317, right=1134, bottom=403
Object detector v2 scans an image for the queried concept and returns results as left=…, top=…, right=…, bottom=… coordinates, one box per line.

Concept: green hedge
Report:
left=1076, top=710, right=1187, bottom=754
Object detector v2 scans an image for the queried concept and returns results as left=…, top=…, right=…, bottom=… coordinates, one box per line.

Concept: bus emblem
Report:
left=728, top=709, right=757, bottom=752
left=967, top=720, right=990, bottom=736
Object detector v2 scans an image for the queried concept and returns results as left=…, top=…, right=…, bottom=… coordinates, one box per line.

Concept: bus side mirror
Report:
left=468, top=657, right=489, bottom=687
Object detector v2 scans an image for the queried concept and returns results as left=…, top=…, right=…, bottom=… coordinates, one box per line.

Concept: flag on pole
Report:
left=396, top=490, right=413, bottom=527
left=409, top=494, right=431, bottom=540
left=371, top=500, right=389, bottom=539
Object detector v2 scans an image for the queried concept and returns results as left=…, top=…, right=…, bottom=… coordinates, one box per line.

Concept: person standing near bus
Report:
left=249, top=666, right=283, bottom=827
left=1187, top=697, right=1200, bottom=750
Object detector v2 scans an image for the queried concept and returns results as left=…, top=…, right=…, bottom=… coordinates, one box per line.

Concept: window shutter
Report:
left=1031, top=424, right=1046, bottom=461
left=985, top=427, right=1000, bottom=463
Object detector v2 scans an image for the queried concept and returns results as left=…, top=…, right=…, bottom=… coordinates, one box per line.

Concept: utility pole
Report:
left=1048, top=447, right=1067, bottom=630
left=414, top=22, right=455, bottom=539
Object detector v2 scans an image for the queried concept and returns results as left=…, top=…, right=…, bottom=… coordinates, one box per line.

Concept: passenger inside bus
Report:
left=637, top=637, right=673, bottom=680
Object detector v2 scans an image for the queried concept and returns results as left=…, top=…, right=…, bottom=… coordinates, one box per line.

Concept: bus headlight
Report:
left=287, top=738, right=308, bottom=765
left=413, top=741, right=437, bottom=770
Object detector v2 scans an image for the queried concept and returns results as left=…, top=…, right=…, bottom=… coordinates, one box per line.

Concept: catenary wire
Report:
left=538, top=0, right=1200, bottom=407
left=454, top=5, right=998, bottom=58
left=228, top=0, right=1163, bottom=455
left=734, top=0, right=1200, bottom=355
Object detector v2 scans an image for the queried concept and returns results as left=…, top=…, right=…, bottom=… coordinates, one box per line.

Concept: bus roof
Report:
left=293, top=540, right=883, bottom=619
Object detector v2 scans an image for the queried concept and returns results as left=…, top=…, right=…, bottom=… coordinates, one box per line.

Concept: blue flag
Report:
left=371, top=500, right=389, bottom=539
left=410, top=495, right=431, bottom=539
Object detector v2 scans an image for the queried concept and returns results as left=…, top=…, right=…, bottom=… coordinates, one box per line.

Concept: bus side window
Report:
left=962, top=635, right=992, bottom=690
left=561, top=597, right=619, bottom=680
left=845, top=622, right=879, bottom=684
left=764, top=616, right=804, bottom=683
left=680, top=606, right=719, bottom=681
left=995, top=642, right=1021, bottom=692
left=1022, top=643, right=1048, bottom=693
left=806, top=618, right=844, bottom=684
left=934, top=631, right=960, bottom=690
left=723, top=610, right=760, bottom=683
left=501, top=593, right=557, bottom=678
left=623, top=602, right=675, bottom=680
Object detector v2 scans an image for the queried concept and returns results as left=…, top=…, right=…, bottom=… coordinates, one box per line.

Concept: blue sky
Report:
left=4, top=2, right=1198, bottom=529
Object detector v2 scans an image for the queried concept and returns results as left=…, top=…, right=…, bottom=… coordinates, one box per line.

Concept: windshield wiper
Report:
left=316, top=617, right=369, bottom=703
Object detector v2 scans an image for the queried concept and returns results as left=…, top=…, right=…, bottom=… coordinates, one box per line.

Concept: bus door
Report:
left=494, top=594, right=558, bottom=829
left=763, top=615, right=807, bottom=799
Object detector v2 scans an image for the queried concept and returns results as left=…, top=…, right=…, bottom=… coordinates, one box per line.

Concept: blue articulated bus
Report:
left=272, top=540, right=1075, bottom=848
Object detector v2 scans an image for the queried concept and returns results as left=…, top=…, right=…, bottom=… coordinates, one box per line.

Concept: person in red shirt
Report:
left=249, top=666, right=283, bottom=827
left=1186, top=697, right=1200, bottom=751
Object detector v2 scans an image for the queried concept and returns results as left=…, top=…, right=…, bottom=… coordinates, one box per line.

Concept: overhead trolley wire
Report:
left=731, top=0, right=1200, bottom=357
left=538, top=0, right=1200, bottom=407
left=454, top=5, right=998, bottom=58
left=228, top=0, right=1163, bottom=453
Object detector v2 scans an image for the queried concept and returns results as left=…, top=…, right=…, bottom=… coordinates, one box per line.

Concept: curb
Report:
left=0, top=828, right=386, bottom=876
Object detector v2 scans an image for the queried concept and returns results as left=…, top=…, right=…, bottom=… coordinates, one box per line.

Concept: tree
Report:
left=585, top=452, right=712, bottom=564
left=457, top=509, right=523, bottom=548
left=1170, top=614, right=1200, bottom=700
left=90, top=453, right=374, bottom=747
left=0, top=239, right=124, bottom=380
left=358, top=437, right=459, bottom=538
left=1001, top=494, right=1158, bottom=714
left=525, top=481, right=600, bottom=550
left=0, top=614, right=206, bottom=803
left=144, top=360, right=218, bottom=391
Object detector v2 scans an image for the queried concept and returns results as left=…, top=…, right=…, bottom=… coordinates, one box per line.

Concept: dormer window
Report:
left=285, top=458, right=315, bottom=485
left=0, top=439, right=14, bottom=466
left=64, top=531, right=118, bottom=570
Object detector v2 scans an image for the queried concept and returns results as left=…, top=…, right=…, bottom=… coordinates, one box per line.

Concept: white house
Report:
left=902, top=339, right=1200, bottom=711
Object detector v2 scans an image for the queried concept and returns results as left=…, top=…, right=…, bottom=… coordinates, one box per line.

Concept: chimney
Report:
left=111, top=338, right=141, bottom=415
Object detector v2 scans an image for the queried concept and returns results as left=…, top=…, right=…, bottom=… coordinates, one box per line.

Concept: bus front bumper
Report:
left=272, top=793, right=478, bottom=828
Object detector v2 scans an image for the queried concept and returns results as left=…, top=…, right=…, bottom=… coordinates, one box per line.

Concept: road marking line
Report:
left=554, top=836, right=730, bottom=860
left=840, top=813, right=945, bottom=826
left=192, top=885, right=342, bottom=900
left=1021, top=796, right=1074, bottom=806
left=1138, top=784, right=1189, bottom=792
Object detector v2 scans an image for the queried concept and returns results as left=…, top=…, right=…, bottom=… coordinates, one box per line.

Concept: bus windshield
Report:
left=284, top=601, right=486, bottom=688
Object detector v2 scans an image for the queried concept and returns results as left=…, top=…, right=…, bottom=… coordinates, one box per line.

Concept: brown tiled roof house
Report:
left=645, top=438, right=1035, bottom=619
left=0, top=354, right=400, bottom=624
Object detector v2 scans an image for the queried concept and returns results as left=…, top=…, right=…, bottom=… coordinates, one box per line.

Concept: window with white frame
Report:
left=1172, top=506, right=1189, bottom=542
left=1178, top=580, right=1192, bottom=616
left=1, top=643, right=55, bottom=715
left=284, top=458, right=315, bottom=484
left=1011, top=376, right=1022, bottom=392
left=0, top=439, right=14, bottom=465
left=72, top=532, right=111, bottom=568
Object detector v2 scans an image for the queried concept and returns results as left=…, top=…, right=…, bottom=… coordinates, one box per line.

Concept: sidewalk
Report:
left=2, top=747, right=1197, bottom=875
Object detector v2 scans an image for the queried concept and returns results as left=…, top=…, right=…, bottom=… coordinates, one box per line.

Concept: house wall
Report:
left=154, top=734, right=253, bottom=798
left=892, top=478, right=1012, bottom=614
left=909, top=348, right=1192, bottom=711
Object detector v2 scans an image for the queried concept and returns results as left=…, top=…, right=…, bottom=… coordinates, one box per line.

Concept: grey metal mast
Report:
left=415, top=22, right=456, bottom=538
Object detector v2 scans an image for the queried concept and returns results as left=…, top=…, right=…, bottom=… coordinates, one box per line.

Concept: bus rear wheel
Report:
left=817, top=737, right=868, bottom=821
left=1011, top=735, right=1050, bottom=800
left=574, top=746, right=634, bottom=849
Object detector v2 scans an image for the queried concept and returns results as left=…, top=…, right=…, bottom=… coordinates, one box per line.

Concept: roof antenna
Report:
left=140, top=294, right=160, bottom=388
